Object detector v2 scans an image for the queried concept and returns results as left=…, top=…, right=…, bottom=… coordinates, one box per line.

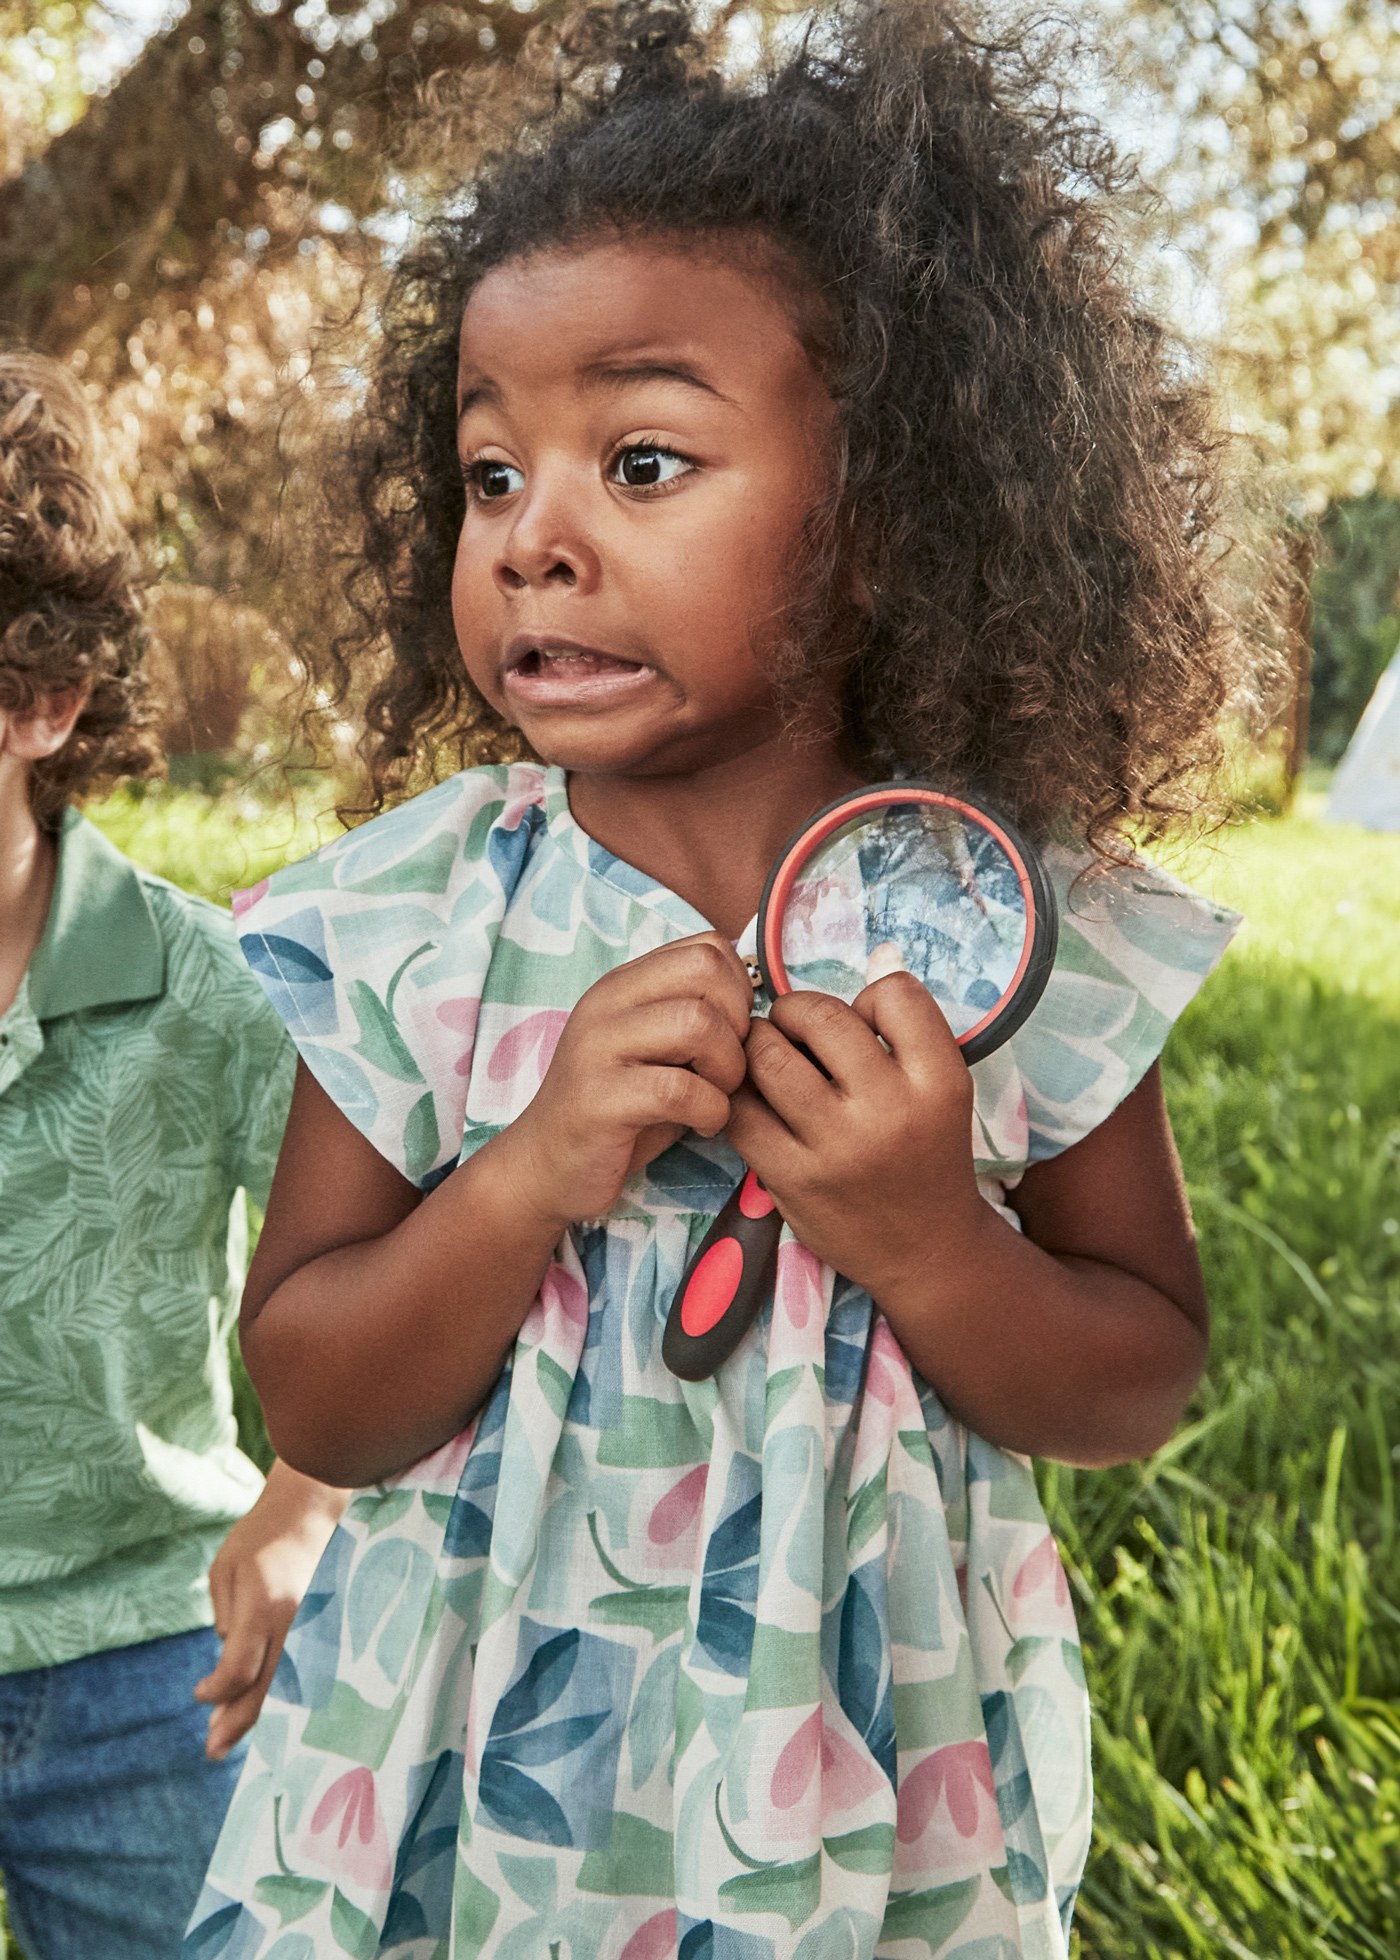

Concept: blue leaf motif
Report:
left=478, top=1756, right=572, bottom=1845
left=837, top=1573, right=895, bottom=1782
left=678, top=1925, right=715, bottom=1960
left=240, top=932, right=332, bottom=984
left=704, top=1491, right=762, bottom=1579
left=837, top=1576, right=880, bottom=1734
left=489, top=1628, right=580, bottom=1739
left=492, top=1710, right=609, bottom=1766
left=443, top=1498, right=493, bottom=1560
left=694, top=1594, right=755, bottom=1676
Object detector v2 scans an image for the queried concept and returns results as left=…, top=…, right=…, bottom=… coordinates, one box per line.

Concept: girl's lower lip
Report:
left=503, top=659, right=658, bottom=709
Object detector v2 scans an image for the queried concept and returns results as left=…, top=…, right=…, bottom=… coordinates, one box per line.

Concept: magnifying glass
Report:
left=661, top=781, right=1058, bottom=1381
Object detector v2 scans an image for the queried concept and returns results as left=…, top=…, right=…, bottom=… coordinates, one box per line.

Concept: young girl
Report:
left=185, top=4, right=1260, bottom=1954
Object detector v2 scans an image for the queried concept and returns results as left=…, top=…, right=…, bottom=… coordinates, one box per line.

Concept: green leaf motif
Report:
left=880, top=1877, right=980, bottom=1945
left=536, top=1350, right=574, bottom=1419
left=1007, top=1634, right=1052, bottom=1683
left=330, top=1887, right=379, bottom=1960
left=846, top=1465, right=889, bottom=1556
left=823, top=1822, right=895, bottom=1873
left=718, top=1852, right=822, bottom=1930
left=253, top=1875, right=329, bottom=1926
left=589, top=1587, right=689, bottom=1640
left=402, top=1090, right=440, bottom=1183
left=348, top=978, right=424, bottom=1083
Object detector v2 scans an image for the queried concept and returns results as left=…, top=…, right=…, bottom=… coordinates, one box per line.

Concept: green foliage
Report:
left=1311, top=496, right=1400, bottom=764
left=1062, top=812, right=1400, bottom=1957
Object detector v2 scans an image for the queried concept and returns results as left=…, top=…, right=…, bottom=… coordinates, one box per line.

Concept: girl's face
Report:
left=452, top=235, right=835, bottom=781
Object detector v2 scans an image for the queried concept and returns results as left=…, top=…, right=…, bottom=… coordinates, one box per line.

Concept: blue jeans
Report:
left=0, top=1627, right=245, bottom=1960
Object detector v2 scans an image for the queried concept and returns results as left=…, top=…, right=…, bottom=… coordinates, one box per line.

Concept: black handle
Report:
left=662, top=1169, right=783, bottom=1380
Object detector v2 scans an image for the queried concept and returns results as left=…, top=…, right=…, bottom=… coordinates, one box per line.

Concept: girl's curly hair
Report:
left=315, top=0, right=1276, bottom=852
left=0, top=351, right=156, bottom=827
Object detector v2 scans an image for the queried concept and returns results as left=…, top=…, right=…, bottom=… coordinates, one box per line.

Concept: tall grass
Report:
left=1062, top=810, right=1400, bottom=1957
left=3, top=792, right=1397, bottom=1958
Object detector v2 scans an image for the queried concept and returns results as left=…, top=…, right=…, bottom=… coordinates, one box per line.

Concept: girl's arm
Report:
left=730, top=977, right=1207, bottom=1468
left=241, top=935, right=753, bottom=1487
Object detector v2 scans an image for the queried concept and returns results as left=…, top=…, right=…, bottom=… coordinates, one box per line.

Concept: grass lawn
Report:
left=3, top=787, right=1398, bottom=1958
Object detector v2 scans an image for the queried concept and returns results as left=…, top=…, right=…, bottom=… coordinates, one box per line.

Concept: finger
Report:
left=765, top=991, right=893, bottom=1096
left=623, top=1065, right=733, bottom=1140
left=205, top=1660, right=277, bottom=1759
left=607, top=935, right=754, bottom=1039
left=724, top=1081, right=803, bottom=1175
left=604, top=996, right=748, bottom=1096
left=741, top=1018, right=836, bottom=1140
left=206, top=1554, right=232, bottom=1634
left=193, top=1623, right=271, bottom=1706
left=850, top=971, right=966, bottom=1084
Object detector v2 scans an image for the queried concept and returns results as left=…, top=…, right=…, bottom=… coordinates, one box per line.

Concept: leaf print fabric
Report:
left=0, top=811, right=295, bottom=1673
left=186, top=764, right=1239, bottom=1959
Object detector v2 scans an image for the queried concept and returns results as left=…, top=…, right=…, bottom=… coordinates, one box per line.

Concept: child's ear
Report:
left=1, top=685, right=90, bottom=762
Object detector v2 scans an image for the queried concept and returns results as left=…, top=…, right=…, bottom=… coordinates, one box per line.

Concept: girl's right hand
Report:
left=500, top=932, right=753, bottom=1228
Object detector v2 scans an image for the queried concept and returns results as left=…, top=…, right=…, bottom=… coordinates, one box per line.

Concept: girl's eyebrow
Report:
left=577, top=357, right=736, bottom=406
left=455, top=358, right=736, bottom=425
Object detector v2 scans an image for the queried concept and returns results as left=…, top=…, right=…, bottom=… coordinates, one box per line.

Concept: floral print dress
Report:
left=184, top=764, right=1237, bottom=1960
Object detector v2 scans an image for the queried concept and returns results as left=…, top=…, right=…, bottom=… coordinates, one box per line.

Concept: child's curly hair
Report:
left=317, top=0, right=1275, bottom=852
left=0, top=351, right=155, bottom=827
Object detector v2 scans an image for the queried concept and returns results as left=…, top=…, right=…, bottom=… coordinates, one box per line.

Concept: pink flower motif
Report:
left=1011, top=1532, right=1070, bottom=1609
left=648, top=1464, right=707, bottom=1546
left=435, top=997, right=481, bottom=1077
left=620, top=1911, right=678, bottom=1960
left=500, top=770, right=546, bottom=833
left=897, top=1740, right=996, bottom=1844
left=772, top=1708, right=889, bottom=1817
left=486, top=1009, right=569, bottom=1085
left=776, top=1251, right=821, bottom=1332
left=231, top=878, right=269, bottom=918
left=540, top=1262, right=589, bottom=1330
left=300, top=1767, right=392, bottom=1891
left=819, top=1720, right=889, bottom=1815
left=865, top=1317, right=907, bottom=1407
left=771, top=1708, right=822, bottom=1810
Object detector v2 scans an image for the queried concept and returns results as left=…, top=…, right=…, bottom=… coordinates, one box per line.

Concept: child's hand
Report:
left=194, top=1462, right=350, bottom=1760
left=501, top=932, right=753, bottom=1228
left=725, top=972, right=982, bottom=1298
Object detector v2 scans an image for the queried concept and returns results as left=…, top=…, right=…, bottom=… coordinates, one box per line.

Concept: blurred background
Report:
left=2, top=0, right=1399, bottom=1955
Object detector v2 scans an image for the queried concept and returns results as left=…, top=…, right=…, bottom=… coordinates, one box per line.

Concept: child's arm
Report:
left=241, top=935, right=752, bottom=1487
left=729, top=976, right=1207, bottom=1467
left=194, top=1460, right=351, bottom=1757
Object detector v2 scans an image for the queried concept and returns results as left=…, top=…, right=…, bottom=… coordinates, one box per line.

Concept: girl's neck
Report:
left=0, top=764, right=57, bottom=1019
left=565, top=738, right=865, bottom=941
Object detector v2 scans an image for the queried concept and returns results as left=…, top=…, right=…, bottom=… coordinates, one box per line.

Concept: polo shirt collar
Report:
left=26, top=808, right=165, bottom=1020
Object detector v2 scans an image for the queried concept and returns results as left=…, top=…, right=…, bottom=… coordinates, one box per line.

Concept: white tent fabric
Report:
left=1326, top=649, right=1400, bottom=830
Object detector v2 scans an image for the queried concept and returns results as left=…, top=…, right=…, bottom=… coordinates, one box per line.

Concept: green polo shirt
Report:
left=0, top=808, right=295, bottom=1673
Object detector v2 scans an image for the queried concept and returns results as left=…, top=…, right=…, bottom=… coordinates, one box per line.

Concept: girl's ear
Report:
left=0, top=685, right=90, bottom=762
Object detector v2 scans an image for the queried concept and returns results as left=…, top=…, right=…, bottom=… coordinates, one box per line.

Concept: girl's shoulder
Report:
left=230, top=762, right=550, bottom=1187
left=236, top=763, right=547, bottom=918
left=976, top=844, right=1240, bottom=1174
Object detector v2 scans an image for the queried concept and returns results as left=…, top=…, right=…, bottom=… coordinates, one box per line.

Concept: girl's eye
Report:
left=611, top=445, right=692, bottom=490
left=465, top=459, right=524, bottom=501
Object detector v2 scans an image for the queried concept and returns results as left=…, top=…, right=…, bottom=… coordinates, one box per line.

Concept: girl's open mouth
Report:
left=503, top=640, right=656, bottom=707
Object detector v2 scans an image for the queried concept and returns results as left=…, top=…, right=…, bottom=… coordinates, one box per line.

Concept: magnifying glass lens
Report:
left=774, top=805, right=1032, bottom=1039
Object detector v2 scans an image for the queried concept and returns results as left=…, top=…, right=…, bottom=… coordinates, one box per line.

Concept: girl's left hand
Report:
left=194, top=1461, right=351, bottom=1759
left=725, top=973, right=983, bottom=1299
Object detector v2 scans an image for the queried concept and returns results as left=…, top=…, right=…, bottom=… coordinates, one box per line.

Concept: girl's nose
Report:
left=493, top=488, right=599, bottom=596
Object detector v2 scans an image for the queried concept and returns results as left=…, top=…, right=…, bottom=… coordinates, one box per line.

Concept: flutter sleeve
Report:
left=971, top=844, right=1241, bottom=1177
left=230, top=764, right=548, bottom=1189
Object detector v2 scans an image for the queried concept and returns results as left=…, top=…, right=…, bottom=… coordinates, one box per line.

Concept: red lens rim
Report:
left=759, top=785, right=1038, bottom=1050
